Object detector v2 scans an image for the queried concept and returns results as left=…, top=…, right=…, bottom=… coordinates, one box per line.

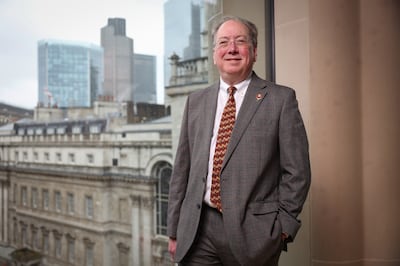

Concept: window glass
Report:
left=155, top=162, right=172, bottom=235
left=85, top=196, right=94, bottom=219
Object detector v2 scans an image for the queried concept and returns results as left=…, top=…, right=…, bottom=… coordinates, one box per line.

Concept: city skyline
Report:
left=0, top=0, right=165, bottom=109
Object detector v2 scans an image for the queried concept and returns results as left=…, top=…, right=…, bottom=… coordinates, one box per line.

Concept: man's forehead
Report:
left=217, top=21, right=248, bottom=36
left=216, top=34, right=247, bottom=40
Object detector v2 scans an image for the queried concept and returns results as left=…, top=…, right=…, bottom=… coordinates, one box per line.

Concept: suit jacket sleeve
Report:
left=167, top=97, right=191, bottom=238
left=278, top=88, right=311, bottom=241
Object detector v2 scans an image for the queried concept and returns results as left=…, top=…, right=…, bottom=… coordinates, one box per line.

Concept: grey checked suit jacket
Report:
left=167, top=72, right=311, bottom=266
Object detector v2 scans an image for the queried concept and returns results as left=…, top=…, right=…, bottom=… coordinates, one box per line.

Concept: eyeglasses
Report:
left=215, top=37, right=249, bottom=49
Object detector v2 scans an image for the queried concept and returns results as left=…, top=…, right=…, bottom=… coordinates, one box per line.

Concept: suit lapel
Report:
left=202, top=84, right=219, bottom=151
left=222, top=73, right=269, bottom=169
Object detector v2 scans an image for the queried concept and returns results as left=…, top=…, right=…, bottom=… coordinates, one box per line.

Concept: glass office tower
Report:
left=133, top=53, right=157, bottom=104
left=38, top=40, right=103, bottom=108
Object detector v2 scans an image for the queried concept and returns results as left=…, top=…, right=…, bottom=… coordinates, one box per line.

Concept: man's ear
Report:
left=253, top=47, right=258, bottom=62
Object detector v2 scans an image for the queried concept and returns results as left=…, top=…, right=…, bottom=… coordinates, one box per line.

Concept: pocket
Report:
left=249, top=201, right=279, bottom=215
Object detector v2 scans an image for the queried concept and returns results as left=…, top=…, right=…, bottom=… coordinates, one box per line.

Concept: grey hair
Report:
left=211, top=16, right=258, bottom=48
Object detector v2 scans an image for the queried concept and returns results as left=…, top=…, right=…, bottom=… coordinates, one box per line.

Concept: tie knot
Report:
left=228, top=86, right=236, bottom=96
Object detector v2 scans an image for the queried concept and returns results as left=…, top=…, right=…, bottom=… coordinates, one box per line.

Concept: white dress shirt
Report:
left=203, top=76, right=251, bottom=207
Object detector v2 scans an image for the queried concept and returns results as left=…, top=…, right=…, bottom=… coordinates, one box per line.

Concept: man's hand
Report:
left=168, top=237, right=177, bottom=261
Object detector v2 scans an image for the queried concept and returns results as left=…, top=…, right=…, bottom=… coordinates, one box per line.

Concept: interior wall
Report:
left=360, top=1, right=400, bottom=265
left=309, top=0, right=364, bottom=265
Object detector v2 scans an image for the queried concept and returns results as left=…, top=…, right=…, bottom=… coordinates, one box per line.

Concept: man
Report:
left=167, top=16, right=311, bottom=266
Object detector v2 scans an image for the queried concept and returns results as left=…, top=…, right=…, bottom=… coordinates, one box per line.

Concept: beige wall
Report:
left=360, top=0, right=400, bottom=264
left=309, top=0, right=364, bottom=264
left=225, top=0, right=400, bottom=265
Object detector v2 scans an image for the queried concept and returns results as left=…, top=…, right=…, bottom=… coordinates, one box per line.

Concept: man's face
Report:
left=213, top=20, right=257, bottom=84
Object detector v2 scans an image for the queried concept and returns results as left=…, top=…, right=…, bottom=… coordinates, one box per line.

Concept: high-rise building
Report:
left=163, top=0, right=203, bottom=86
left=133, top=53, right=157, bottom=104
left=101, top=18, right=134, bottom=103
left=37, top=40, right=103, bottom=108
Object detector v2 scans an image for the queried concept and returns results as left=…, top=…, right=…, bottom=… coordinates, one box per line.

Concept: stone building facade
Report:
left=0, top=104, right=173, bottom=265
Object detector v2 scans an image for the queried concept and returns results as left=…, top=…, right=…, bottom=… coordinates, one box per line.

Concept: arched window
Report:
left=154, top=161, right=172, bottom=235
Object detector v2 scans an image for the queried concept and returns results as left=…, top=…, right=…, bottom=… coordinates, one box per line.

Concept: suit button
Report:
left=196, top=203, right=201, bottom=209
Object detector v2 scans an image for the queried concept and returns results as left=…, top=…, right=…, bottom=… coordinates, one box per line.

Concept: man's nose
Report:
left=228, top=41, right=239, bottom=52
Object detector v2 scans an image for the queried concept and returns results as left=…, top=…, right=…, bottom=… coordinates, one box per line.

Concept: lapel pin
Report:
left=256, top=93, right=262, bottom=100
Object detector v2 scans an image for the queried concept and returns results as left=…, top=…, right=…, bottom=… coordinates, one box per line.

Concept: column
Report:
left=360, top=0, right=400, bottom=265
left=3, top=184, right=7, bottom=243
left=0, top=182, right=3, bottom=242
left=140, top=196, right=154, bottom=266
left=130, top=195, right=141, bottom=266
left=309, top=0, right=363, bottom=265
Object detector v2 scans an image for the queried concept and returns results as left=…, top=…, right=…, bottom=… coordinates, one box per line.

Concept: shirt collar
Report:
left=219, top=75, right=252, bottom=94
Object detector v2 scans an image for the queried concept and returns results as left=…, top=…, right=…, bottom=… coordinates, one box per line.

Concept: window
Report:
left=155, top=162, right=172, bottom=235
left=84, top=239, right=94, bottom=266
left=13, top=220, right=18, bottom=244
left=117, top=243, right=130, bottom=266
left=56, top=152, right=62, bottom=162
left=14, top=151, right=19, bottom=161
left=44, top=152, right=50, bottom=161
left=86, top=246, right=94, bottom=266
left=55, top=191, right=62, bottom=212
left=72, top=126, right=82, bottom=134
left=47, top=128, right=55, bottom=135
left=13, top=184, right=17, bottom=204
left=31, top=226, right=39, bottom=250
left=87, top=154, right=94, bottom=164
left=23, top=151, right=28, bottom=160
left=69, top=153, right=75, bottom=163
left=21, top=186, right=27, bottom=206
left=67, top=237, right=75, bottom=263
left=54, top=233, right=62, bottom=258
left=57, top=127, right=66, bottom=134
left=85, top=196, right=93, bottom=219
left=31, top=188, right=38, bottom=208
left=67, top=193, right=74, bottom=214
left=42, top=228, right=49, bottom=254
left=42, top=189, right=49, bottom=210
left=89, top=124, right=100, bottom=134
left=33, top=152, right=39, bottom=161
left=21, top=225, right=27, bottom=246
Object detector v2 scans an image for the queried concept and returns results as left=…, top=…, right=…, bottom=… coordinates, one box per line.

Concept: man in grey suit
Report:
left=167, top=16, right=311, bottom=266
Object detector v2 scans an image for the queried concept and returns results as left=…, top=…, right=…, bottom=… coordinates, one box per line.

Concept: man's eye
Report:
left=218, top=41, right=228, bottom=46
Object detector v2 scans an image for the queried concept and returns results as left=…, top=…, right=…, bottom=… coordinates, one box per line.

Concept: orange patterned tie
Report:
left=211, top=86, right=236, bottom=212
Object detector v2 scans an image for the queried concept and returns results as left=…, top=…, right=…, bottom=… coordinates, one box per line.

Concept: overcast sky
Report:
left=0, top=0, right=165, bottom=109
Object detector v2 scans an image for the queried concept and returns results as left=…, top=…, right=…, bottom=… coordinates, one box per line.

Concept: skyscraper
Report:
left=37, top=40, right=103, bottom=108
left=133, top=53, right=157, bottom=104
left=101, top=18, right=134, bottom=103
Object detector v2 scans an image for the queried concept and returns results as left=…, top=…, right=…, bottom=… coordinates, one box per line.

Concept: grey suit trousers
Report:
left=180, top=204, right=281, bottom=266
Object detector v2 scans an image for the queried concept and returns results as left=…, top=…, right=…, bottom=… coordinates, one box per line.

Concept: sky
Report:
left=0, top=0, right=165, bottom=109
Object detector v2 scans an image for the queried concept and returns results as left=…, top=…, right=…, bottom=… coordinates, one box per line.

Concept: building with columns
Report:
left=0, top=102, right=173, bottom=265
